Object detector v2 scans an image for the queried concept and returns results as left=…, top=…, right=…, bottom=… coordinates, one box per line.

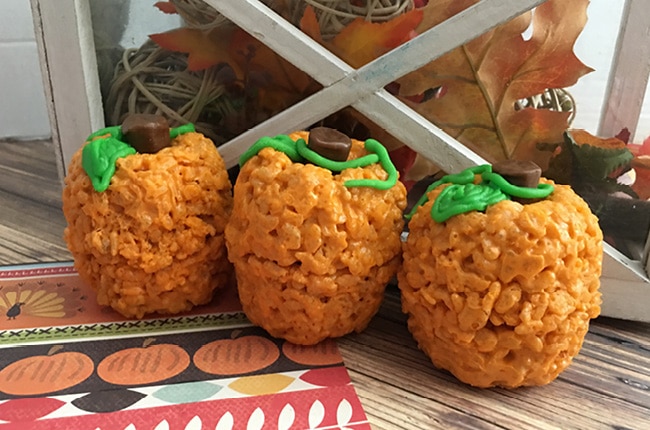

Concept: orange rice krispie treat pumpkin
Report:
left=63, top=114, right=233, bottom=318
left=225, top=128, right=407, bottom=345
left=399, top=161, right=603, bottom=388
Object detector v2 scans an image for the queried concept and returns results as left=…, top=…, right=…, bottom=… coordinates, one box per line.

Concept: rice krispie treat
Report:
left=225, top=127, right=407, bottom=345
left=399, top=161, right=603, bottom=388
left=62, top=114, right=233, bottom=318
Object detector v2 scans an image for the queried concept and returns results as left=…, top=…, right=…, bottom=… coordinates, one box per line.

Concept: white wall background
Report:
left=567, top=1, right=626, bottom=135
left=0, top=0, right=50, bottom=139
left=0, top=0, right=646, bottom=143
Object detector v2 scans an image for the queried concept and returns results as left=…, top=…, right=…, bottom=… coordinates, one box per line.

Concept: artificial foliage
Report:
left=394, top=0, right=593, bottom=170
left=299, top=5, right=423, bottom=68
left=545, top=130, right=635, bottom=197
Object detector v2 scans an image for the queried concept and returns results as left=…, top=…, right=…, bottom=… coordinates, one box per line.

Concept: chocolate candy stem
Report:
left=492, top=160, right=541, bottom=189
left=121, top=114, right=171, bottom=154
left=307, top=127, right=352, bottom=162
left=492, top=160, right=543, bottom=204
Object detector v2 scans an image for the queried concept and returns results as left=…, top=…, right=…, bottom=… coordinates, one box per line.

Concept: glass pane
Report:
left=88, top=0, right=649, bottom=261
left=570, top=1, right=650, bottom=261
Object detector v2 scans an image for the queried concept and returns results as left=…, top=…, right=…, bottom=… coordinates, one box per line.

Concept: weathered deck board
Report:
left=338, top=291, right=650, bottom=430
left=0, top=139, right=71, bottom=264
left=1, top=139, right=649, bottom=429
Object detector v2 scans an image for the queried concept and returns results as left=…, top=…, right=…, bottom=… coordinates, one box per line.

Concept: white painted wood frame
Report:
left=30, top=0, right=104, bottom=182
left=31, top=0, right=650, bottom=321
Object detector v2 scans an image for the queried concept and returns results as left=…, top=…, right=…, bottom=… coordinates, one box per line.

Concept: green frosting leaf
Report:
left=431, top=183, right=508, bottom=223
left=406, top=165, right=489, bottom=219
left=82, top=137, right=136, bottom=192
left=86, top=125, right=122, bottom=143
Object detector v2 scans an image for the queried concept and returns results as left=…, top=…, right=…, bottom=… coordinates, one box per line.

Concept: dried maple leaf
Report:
left=149, top=27, right=236, bottom=71
left=226, top=29, right=318, bottom=118
left=227, top=30, right=315, bottom=96
left=300, top=5, right=423, bottom=68
left=149, top=24, right=315, bottom=115
left=396, top=0, right=593, bottom=170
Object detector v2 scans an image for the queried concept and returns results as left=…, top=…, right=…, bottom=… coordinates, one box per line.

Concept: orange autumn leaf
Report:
left=228, top=29, right=314, bottom=94
left=150, top=20, right=316, bottom=118
left=300, top=6, right=423, bottom=68
left=396, top=0, right=593, bottom=169
left=300, top=6, right=322, bottom=42
left=150, top=27, right=235, bottom=71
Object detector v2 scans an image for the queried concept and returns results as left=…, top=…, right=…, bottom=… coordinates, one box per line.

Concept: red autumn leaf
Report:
left=389, top=145, right=418, bottom=189
left=300, top=6, right=423, bottom=68
left=154, top=1, right=177, bottom=14
left=149, top=27, right=235, bottom=71
left=396, top=0, right=593, bottom=172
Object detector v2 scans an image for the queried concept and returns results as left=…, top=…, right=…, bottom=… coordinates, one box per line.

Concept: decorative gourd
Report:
left=97, top=338, right=190, bottom=385
left=193, top=331, right=280, bottom=375
left=282, top=339, right=342, bottom=366
left=0, top=345, right=94, bottom=395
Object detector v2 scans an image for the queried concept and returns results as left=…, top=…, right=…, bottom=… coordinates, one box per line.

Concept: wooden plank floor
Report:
left=1, top=139, right=649, bottom=429
left=0, top=139, right=71, bottom=264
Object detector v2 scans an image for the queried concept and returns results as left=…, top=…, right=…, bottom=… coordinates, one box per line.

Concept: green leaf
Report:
left=564, top=132, right=634, bottom=181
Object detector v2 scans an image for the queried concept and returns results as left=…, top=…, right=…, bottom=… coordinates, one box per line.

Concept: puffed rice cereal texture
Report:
left=398, top=178, right=603, bottom=388
left=225, top=131, right=407, bottom=345
left=63, top=132, right=233, bottom=319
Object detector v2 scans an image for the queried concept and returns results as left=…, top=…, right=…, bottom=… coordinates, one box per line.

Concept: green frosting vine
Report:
left=239, top=135, right=303, bottom=166
left=406, top=164, right=554, bottom=223
left=169, top=123, right=197, bottom=139
left=82, top=123, right=196, bottom=192
left=239, top=134, right=398, bottom=190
